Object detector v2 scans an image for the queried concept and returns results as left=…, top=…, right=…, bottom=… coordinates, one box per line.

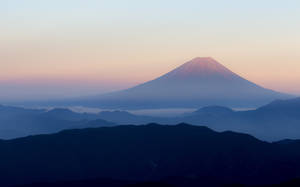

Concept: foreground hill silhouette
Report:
left=14, top=177, right=300, bottom=187
left=73, top=57, right=290, bottom=109
left=1, top=124, right=300, bottom=187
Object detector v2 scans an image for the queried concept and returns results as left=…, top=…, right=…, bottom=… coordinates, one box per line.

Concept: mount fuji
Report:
left=75, top=57, right=291, bottom=109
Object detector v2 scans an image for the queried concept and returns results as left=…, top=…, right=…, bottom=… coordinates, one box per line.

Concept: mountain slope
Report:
left=77, top=57, right=290, bottom=109
left=1, top=124, right=300, bottom=187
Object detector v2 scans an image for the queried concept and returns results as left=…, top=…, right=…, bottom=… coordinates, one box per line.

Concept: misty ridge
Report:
left=1, top=97, right=300, bottom=141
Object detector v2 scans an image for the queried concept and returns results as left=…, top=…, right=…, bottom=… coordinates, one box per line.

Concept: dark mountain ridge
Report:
left=1, top=124, right=300, bottom=187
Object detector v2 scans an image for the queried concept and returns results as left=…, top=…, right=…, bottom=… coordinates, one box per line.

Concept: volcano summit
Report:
left=76, top=57, right=291, bottom=109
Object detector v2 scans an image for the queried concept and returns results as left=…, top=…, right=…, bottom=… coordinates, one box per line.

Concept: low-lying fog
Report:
left=28, top=106, right=256, bottom=117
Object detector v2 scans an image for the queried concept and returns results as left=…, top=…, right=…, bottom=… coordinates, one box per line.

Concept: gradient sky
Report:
left=1, top=0, right=300, bottom=100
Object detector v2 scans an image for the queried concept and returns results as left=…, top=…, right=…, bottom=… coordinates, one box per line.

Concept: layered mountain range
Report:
left=1, top=97, right=300, bottom=141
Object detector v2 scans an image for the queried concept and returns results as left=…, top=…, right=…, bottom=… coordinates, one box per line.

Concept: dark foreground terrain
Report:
left=14, top=177, right=300, bottom=187
left=0, top=124, right=300, bottom=186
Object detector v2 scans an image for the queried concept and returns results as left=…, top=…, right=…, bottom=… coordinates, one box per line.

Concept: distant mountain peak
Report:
left=73, top=57, right=290, bottom=109
left=163, top=57, right=236, bottom=79
left=189, top=57, right=217, bottom=64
